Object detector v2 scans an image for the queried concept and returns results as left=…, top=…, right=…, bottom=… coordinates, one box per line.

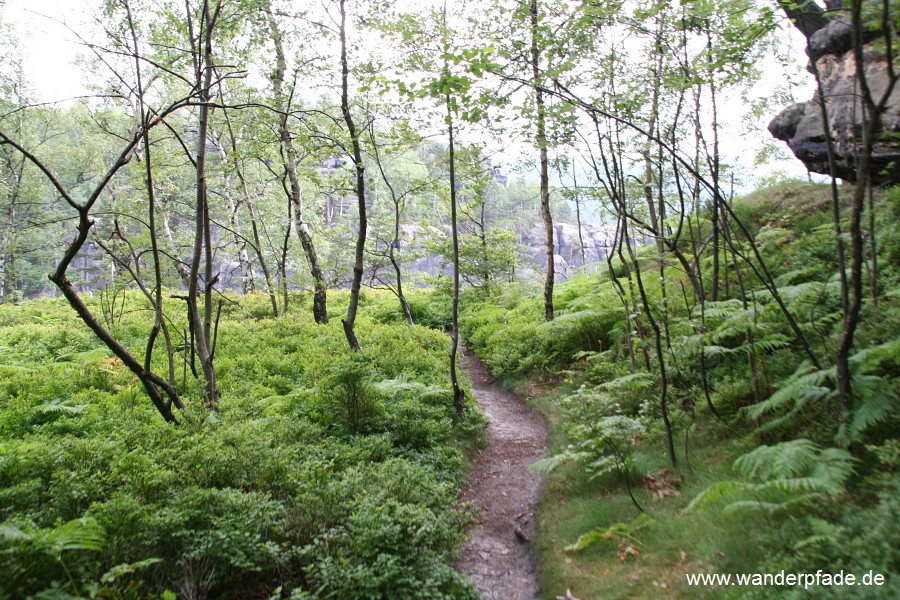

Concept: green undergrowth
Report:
left=459, top=183, right=900, bottom=598
left=0, top=291, right=485, bottom=599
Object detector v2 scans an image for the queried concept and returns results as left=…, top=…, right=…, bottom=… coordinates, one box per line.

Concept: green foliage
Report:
left=752, top=478, right=900, bottom=599
left=459, top=274, right=626, bottom=378
left=745, top=339, right=900, bottom=444
left=563, top=513, right=655, bottom=553
left=0, top=294, right=483, bottom=598
left=303, top=498, right=477, bottom=600
left=688, top=440, right=856, bottom=518
left=531, top=377, right=649, bottom=518
left=319, top=357, right=385, bottom=434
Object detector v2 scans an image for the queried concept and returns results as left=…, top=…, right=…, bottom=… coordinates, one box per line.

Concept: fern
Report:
left=703, top=344, right=741, bottom=358
left=702, top=299, right=745, bottom=320
left=528, top=451, right=589, bottom=475
left=748, top=340, right=899, bottom=441
left=685, top=480, right=744, bottom=512
left=0, top=517, right=106, bottom=555
left=596, top=372, right=654, bottom=392
left=564, top=513, right=655, bottom=552
left=687, top=440, right=855, bottom=518
left=743, top=364, right=834, bottom=425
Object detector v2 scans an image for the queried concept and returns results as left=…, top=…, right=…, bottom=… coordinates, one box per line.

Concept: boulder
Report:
left=768, top=14, right=900, bottom=184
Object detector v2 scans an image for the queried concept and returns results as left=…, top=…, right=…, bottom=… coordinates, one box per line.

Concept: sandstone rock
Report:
left=768, top=14, right=900, bottom=184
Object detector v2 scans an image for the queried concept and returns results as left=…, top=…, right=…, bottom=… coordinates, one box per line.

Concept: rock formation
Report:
left=768, top=5, right=900, bottom=183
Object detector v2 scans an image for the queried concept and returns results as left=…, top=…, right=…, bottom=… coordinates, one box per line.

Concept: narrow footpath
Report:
left=455, top=347, right=548, bottom=600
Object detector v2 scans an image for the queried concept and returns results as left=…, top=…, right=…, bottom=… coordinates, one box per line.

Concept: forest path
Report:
left=455, top=346, right=548, bottom=600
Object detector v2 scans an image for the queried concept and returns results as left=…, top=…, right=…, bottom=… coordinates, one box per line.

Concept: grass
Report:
left=527, top=376, right=773, bottom=599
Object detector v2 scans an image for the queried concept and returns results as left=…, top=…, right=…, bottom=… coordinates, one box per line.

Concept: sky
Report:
left=4, top=0, right=94, bottom=102
left=2, top=0, right=817, bottom=190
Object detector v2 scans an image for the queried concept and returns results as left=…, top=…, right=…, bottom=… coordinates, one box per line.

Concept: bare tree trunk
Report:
left=571, top=165, right=586, bottom=267
left=448, top=97, right=464, bottom=418
left=186, top=0, right=220, bottom=408
left=339, top=0, right=366, bottom=350
left=0, top=154, right=20, bottom=303
left=281, top=198, right=291, bottom=314
left=217, top=160, right=255, bottom=294
left=724, top=215, right=762, bottom=404
left=269, top=13, right=327, bottom=323
left=219, top=104, right=281, bottom=315
left=867, top=184, right=879, bottom=314
left=706, top=29, right=721, bottom=303
left=125, top=0, right=177, bottom=389
left=531, top=0, right=554, bottom=321
left=0, top=128, right=183, bottom=422
left=623, top=217, right=677, bottom=468
left=370, top=130, right=413, bottom=326
left=836, top=0, right=898, bottom=415
left=606, top=217, right=636, bottom=370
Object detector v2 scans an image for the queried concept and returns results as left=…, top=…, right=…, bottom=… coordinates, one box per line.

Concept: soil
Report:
left=455, top=347, right=548, bottom=600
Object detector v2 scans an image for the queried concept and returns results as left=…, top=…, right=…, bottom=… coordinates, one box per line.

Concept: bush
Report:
left=0, top=294, right=483, bottom=597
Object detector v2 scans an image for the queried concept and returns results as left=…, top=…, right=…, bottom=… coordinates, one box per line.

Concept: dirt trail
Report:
left=455, top=347, right=548, bottom=600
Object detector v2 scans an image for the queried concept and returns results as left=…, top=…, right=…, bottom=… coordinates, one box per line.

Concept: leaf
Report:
left=564, top=514, right=655, bottom=552
left=101, top=558, right=163, bottom=584
left=528, top=451, right=589, bottom=474
left=685, top=480, right=744, bottom=512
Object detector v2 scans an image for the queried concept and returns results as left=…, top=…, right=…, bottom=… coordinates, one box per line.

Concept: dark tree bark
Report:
left=777, top=0, right=830, bottom=39
left=0, top=128, right=182, bottom=423
left=219, top=104, right=280, bottom=316
left=836, top=0, right=898, bottom=415
left=339, top=0, right=367, bottom=351
left=447, top=96, right=464, bottom=418
left=186, top=0, right=221, bottom=408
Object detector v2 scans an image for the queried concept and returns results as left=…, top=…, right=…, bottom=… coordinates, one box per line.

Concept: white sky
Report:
left=4, top=0, right=94, bottom=102
left=1, top=0, right=817, bottom=188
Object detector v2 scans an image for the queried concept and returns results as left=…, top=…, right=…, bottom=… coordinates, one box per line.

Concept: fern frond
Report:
left=703, top=299, right=746, bottom=320
left=723, top=500, right=784, bottom=517
left=529, top=451, right=589, bottom=474
left=0, top=517, right=106, bottom=555
left=703, top=344, right=740, bottom=358
left=564, top=514, right=655, bottom=552
left=597, top=372, right=654, bottom=392
left=34, top=517, right=106, bottom=554
left=844, top=387, right=898, bottom=441
left=743, top=365, right=834, bottom=422
left=685, top=480, right=745, bottom=512
left=735, top=440, right=854, bottom=495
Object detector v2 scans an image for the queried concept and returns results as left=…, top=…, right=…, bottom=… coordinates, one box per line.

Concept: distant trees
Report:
left=2, top=0, right=891, bottom=435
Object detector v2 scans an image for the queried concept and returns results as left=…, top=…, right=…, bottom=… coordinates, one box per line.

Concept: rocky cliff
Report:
left=768, top=10, right=900, bottom=183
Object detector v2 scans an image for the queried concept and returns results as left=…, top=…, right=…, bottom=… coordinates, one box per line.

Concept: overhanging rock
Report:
left=768, top=14, right=900, bottom=184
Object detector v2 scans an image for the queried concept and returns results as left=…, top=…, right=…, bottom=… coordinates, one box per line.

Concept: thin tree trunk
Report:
left=281, top=197, right=291, bottom=313
left=125, top=0, right=177, bottom=391
left=448, top=97, right=464, bottom=417
left=572, top=165, right=586, bottom=266
left=269, top=14, right=327, bottom=323
left=867, top=183, right=879, bottom=314
left=370, top=131, right=413, bottom=326
left=339, top=0, right=366, bottom=350
left=623, top=217, right=677, bottom=468
left=0, top=158, right=20, bottom=303
left=707, top=29, right=721, bottom=303
left=724, top=215, right=762, bottom=404
left=186, top=0, right=219, bottom=408
left=530, top=0, right=554, bottom=321
left=836, top=0, right=898, bottom=415
left=0, top=129, right=183, bottom=422
left=220, top=105, right=280, bottom=315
